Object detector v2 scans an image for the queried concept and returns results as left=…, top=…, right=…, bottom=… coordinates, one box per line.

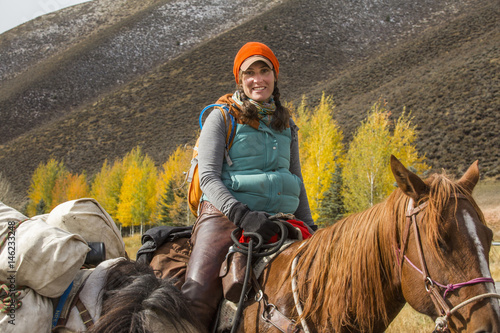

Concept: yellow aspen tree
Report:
left=90, top=159, right=125, bottom=222
left=342, top=101, right=429, bottom=213
left=293, top=93, right=344, bottom=221
left=90, top=160, right=110, bottom=208
left=66, top=173, right=90, bottom=201
left=391, top=109, right=429, bottom=175
left=51, top=173, right=90, bottom=209
left=27, top=159, right=67, bottom=216
left=343, top=103, right=391, bottom=213
left=142, top=156, right=158, bottom=232
left=117, top=147, right=158, bottom=235
left=116, top=161, right=137, bottom=229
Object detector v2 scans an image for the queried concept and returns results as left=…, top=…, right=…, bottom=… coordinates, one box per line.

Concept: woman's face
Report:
left=240, top=61, right=275, bottom=102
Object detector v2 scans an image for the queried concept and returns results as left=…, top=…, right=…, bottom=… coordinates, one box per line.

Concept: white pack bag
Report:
left=0, top=201, right=89, bottom=298
left=46, top=198, right=126, bottom=259
left=0, top=287, right=53, bottom=333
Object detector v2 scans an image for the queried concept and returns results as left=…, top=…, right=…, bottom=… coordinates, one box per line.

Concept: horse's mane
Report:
left=291, top=171, right=485, bottom=332
left=88, top=260, right=201, bottom=333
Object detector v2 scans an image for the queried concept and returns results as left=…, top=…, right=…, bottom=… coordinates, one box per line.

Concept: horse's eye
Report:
left=437, top=239, right=448, bottom=253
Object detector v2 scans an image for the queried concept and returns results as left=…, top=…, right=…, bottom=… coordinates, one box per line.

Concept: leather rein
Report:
left=398, top=194, right=500, bottom=332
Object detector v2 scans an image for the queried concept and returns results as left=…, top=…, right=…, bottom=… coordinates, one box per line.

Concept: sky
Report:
left=0, top=0, right=92, bottom=34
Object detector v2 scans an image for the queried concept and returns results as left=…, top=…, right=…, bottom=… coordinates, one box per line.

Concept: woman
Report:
left=181, top=42, right=316, bottom=332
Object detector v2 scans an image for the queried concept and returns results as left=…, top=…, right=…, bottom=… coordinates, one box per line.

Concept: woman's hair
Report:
left=237, top=74, right=290, bottom=132
left=88, top=260, right=200, bottom=333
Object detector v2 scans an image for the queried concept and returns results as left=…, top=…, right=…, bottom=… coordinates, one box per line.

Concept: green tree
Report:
left=35, top=198, right=47, bottom=216
left=155, top=145, right=192, bottom=226
left=27, top=159, right=67, bottom=216
left=158, top=180, right=175, bottom=225
left=316, top=164, right=345, bottom=226
left=342, top=101, right=429, bottom=213
left=293, top=93, right=344, bottom=221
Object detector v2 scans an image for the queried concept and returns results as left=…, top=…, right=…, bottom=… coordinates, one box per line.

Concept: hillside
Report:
left=0, top=0, right=498, bottom=208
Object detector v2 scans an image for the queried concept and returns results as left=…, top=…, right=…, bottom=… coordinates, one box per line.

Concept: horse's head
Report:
left=391, top=155, right=500, bottom=332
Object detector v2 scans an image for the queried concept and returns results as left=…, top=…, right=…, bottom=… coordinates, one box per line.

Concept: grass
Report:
left=122, top=181, right=500, bottom=331
left=386, top=305, right=435, bottom=331
left=123, top=234, right=142, bottom=260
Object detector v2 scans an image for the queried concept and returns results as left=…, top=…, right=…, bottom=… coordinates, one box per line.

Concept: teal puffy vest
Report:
left=221, top=122, right=302, bottom=215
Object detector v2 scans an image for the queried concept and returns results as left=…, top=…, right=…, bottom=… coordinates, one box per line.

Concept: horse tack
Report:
left=262, top=306, right=303, bottom=333
left=52, top=269, right=94, bottom=332
left=399, top=194, right=500, bottom=332
left=251, top=273, right=304, bottom=333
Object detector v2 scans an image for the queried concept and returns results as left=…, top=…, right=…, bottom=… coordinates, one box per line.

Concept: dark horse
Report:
left=53, top=259, right=202, bottom=333
left=90, top=259, right=203, bottom=333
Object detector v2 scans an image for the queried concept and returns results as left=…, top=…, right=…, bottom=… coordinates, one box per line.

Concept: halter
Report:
left=398, top=194, right=500, bottom=332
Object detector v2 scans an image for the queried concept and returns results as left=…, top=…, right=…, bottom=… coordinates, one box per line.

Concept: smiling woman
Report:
left=180, top=41, right=317, bottom=332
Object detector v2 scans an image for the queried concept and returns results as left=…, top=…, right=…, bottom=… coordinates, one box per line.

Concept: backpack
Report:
left=187, top=104, right=236, bottom=217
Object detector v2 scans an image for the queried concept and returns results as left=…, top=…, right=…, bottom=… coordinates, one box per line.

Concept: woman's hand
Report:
left=228, top=202, right=280, bottom=242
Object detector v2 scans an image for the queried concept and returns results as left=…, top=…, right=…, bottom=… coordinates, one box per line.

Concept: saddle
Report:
left=137, top=219, right=306, bottom=289
left=136, top=218, right=310, bottom=332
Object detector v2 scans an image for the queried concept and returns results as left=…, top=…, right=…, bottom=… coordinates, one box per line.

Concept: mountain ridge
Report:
left=0, top=0, right=498, bottom=207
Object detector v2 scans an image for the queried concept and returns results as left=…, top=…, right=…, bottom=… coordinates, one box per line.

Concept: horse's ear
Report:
left=457, top=160, right=479, bottom=194
left=390, top=155, right=428, bottom=201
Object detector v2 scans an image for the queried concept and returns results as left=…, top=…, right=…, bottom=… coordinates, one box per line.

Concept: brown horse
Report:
left=237, top=156, right=500, bottom=332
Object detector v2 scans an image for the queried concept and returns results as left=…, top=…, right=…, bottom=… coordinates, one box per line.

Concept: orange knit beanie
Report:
left=233, top=42, right=279, bottom=83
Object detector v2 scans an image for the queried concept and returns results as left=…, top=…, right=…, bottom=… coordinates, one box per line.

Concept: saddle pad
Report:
left=62, top=258, right=124, bottom=332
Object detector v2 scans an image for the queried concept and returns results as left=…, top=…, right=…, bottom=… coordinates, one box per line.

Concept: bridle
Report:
left=398, top=194, right=500, bottom=332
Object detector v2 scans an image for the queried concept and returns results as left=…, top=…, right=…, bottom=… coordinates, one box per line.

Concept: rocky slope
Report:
left=0, top=0, right=498, bottom=206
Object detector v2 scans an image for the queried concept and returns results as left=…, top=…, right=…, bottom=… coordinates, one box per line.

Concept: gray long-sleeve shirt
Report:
left=198, top=109, right=314, bottom=227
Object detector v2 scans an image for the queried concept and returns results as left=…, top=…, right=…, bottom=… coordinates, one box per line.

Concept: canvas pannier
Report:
left=0, top=201, right=89, bottom=298
left=46, top=198, right=126, bottom=260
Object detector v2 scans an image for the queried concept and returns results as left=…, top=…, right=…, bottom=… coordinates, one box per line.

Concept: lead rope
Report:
left=433, top=293, right=500, bottom=332
left=228, top=221, right=288, bottom=333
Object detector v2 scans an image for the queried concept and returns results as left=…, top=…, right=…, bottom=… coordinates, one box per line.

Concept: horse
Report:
left=232, top=155, right=500, bottom=332
left=50, top=258, right=202, bottom=333
left=84, top=259, right=202, bottom=333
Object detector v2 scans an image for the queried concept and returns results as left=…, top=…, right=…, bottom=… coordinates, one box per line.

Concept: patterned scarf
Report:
left=232, top=91, right=276, bottom=123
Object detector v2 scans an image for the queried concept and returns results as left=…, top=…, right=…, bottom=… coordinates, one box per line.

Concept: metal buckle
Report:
left=255, top=289, right=264, bottom=302
left=261, top=303, right=277, bottom=322
left=425, top=276, right=434, bottom=293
